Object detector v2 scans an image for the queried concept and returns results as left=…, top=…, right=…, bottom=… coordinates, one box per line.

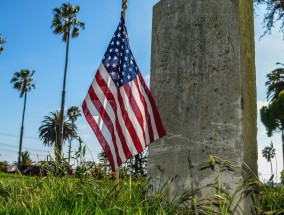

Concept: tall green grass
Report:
left=0, top=171, right=284, bottom=214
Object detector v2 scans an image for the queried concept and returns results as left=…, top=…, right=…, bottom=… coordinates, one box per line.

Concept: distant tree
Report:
left=254, top=0, right=284, bottom=37
left=260, top=92, right=284, bottom=169
left=67, top=106, right=82, bottom=164
left=265, top=64, right=284, bottom=101
left=38, top=110, right=77, bottom=163
left=262, top=142, right=276, bottom=177
left=127, top=148, right=148, bottom=176
left=21, top=150, right=33, bottom=170
left=97, top=150, right=110, bottom=175
left=11, top=69, right=35, bottom=166
left=0, top=34, right=5, bottom=55
left=51, top=3, right=85, bottom=157
left=0, top=161, right=8, bottom=172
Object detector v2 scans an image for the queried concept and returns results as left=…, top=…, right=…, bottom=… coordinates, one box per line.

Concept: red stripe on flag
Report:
left=117, top=89, right=144, bottom=153
left=137, top=72, right=166, bottom=138
left=96, top=71, right=133, bottom=159
left=82, top=100, right=116, bottom=170
left=122, top=83, right=146, bottom=145
left=87, top=82, right=122, bottom=168
left=134, top=78, right=155, bottom=142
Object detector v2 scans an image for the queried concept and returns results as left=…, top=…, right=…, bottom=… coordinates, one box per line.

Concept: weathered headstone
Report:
left=148, top=0, right=258, bottom=213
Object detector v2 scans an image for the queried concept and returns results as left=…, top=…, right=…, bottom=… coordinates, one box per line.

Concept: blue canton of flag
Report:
left=102, top=17, right=138, bottom=88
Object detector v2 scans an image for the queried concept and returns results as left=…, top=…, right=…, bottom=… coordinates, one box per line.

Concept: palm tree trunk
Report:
left=58, top=33, right=70, bottom=161
left=18, top=92, right=27, bottom=167
left=68, top=139, right=72, bottom=164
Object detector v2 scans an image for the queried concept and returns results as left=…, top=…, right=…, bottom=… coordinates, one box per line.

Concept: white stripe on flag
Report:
left=91, top=74, right=127, bottom=162
left=137, top=74, right=160, bottom=141
left=85, top=93, right=119, bottom=170
left=99, top=64, right=139, bottom=155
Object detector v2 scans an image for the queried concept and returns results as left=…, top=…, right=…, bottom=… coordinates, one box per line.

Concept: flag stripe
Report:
left=98, top=65, right=139, bottom=156
left=82, top=100, right=117, bottom=170
left=87, top=84, right=122, bottom=168
left=95, top=69, right=133, bottom=160
left=136, top=73, right=160, bottom=140
left=122, top=83, right=147, bottom=146
left=91, top=75, right=127, bottom=163
left=137, top=72, right=166, bottom=138
left=134, top=78, right=154, bottom=143
left=117, top=89, right=144, bottom=153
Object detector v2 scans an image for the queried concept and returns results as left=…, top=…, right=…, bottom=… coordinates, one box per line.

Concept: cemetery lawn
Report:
left=0, top=172, right=284, bottom=214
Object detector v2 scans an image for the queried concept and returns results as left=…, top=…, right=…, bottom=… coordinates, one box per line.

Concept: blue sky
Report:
left=0, top=1, right=283, bottom=181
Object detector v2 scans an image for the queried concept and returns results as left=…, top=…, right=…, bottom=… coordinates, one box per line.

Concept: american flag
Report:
left=82, top=14, right=166, bottom=172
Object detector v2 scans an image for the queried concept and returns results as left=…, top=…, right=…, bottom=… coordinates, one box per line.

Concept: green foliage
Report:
left=262, top=142, right=276, bottom=178
left=10, top=69, right=35, bottom=98
left=39, top=110, right=78, bottom=162
left=51, top=3, right=85, bottom=42
left=265, top=65, right=284, bottom=101
left=260, top=92, right=284, bottom=137
left=0, top=161, right=8, bottom=172
left=254, top=0, right=284, bottom=38
left=0, top=34, right=5, bottom=55
left=20, top=150, right=33, bottom=170
left=281, top=170, right=284, bottom=184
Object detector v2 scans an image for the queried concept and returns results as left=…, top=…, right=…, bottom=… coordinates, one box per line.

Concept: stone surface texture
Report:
left=147, top=0, right=257, bottom=213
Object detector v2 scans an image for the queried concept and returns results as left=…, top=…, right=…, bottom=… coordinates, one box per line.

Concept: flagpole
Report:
left=122, top=0, right=128, bottom=20
left=115, top=0, right=128, bottom=193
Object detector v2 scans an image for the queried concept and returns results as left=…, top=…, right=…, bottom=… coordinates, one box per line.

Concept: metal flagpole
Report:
left=122, top=0, right=128, bottom=20
left=116, top=0, right=128, bottom=191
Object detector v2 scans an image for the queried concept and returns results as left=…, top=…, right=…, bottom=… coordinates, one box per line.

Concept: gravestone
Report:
left=147, top=0, right=258, bottom=213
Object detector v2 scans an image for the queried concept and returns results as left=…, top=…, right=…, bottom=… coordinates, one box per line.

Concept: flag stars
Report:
left=109, top=49, right=113, bottom=53
left=112, top=63, right=117, bottom=68
left=115, top=48, right=119, bottom=53
left=116, top=41, right=120, bottom=46
left=117, top=33, right=121, bottom=38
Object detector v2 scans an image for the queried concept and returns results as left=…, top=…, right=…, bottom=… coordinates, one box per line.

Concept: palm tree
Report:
left=265, top=64, right=284, bottom=101
left=51, top=3, right=85, bottom=157
left=11, top=69, right=35, bottom=166
left=21, top=150, right=33, bottom=170
left=262, top=142, right=276, bottom=177
left=0, top=34, right=5, bottom=55
left=39, top=110, right=77, bottom=162
left=67, top=106, right=82, bottom=164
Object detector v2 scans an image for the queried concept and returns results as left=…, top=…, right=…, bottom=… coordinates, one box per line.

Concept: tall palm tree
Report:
left=67, top=106, right=82, bottom=164
left=39, top=110, right=77, bottom=162
left=262, top=142, right=276, bottom=177
left=11, top=69, right=35, bottom=166
left=51, top=3, right=85, bottom=157
left=0, top=34, right=5, bottom=55
left=265, top=64, right=284, bottom=101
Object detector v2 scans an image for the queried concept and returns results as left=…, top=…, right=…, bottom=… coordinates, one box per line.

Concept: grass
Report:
left=0, top=172, right=176, bottom=215
left=0, top=171, right=284, bottom=215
